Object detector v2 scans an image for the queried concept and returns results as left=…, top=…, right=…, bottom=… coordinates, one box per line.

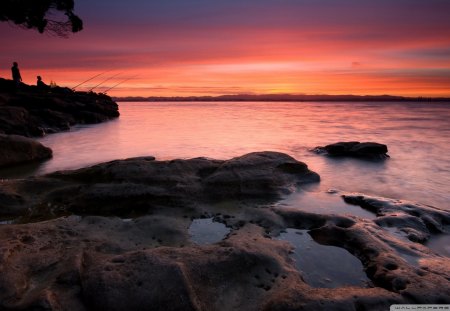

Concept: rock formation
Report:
left=0, top=152, right=319, bottom=219
left=0, top=78, right=119, bottom=168
left=313, top=142, right=389, bottom=159
left=0, top=78, right=119, bottom=137
left=342, top=193, right=450, bottom=243
left=0, top=152, right=449, bottom=310
left=0, top=134, right=52, bottom=168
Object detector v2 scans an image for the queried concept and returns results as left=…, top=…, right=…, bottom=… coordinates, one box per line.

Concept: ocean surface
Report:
left=1, top=101, right=449, bottom=212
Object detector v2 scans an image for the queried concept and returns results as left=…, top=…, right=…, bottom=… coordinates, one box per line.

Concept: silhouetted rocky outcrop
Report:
left=313, top=141, right=389, bottom=159
left=0, top=78, right=119, bottom=137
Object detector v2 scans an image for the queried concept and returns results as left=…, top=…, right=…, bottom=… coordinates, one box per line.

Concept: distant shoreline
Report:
left=113, top=94, right=450, bottom=102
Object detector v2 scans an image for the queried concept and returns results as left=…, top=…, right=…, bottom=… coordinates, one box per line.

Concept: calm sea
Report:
left=1, top=101, right=449, bottom=211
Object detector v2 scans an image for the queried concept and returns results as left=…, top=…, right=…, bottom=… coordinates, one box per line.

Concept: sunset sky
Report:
left=1, top=0, right=450, bottom=97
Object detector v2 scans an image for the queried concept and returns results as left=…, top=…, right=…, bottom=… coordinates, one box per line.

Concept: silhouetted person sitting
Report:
left=36, top=76, right=50, bottom=91
left=11, top=62, right=22, bottom=89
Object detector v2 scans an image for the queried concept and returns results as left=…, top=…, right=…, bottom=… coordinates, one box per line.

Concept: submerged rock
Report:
left=0, top=134, right=52, bottom=167
left=314, top=141, right=389, bottom=159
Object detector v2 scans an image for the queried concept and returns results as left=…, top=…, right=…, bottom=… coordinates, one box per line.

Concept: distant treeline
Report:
left=113, top=94, right=450, bottom=102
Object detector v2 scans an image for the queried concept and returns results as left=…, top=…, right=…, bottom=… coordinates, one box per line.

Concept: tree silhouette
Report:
left=0, top=0, right=83, bottom=37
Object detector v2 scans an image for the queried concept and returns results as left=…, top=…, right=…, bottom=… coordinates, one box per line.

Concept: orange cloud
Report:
left=1, top=1, right=449, bottom=97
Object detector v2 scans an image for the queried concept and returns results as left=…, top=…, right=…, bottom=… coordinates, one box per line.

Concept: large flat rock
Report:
left=0, top=151, right=319, bottom=219
left=0, top=153, right=449, bottom=310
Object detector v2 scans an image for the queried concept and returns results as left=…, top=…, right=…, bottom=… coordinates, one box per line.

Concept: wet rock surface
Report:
left=313, top=141, right=389, bottom=159
left=0, top=151, right=319, bottom=220
left=0, top=78, right=119, bottom=137
left=0, top=153, right=449, bottom=310
left=0, top=134, right=52, bottom=168
left=342, top=193, right=450, bottom=242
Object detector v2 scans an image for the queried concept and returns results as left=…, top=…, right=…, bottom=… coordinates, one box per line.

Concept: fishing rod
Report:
left=102, top=75, right=139, bottom=94
left=71, top=70, right=110, bottom=90
left=88, top=72, right=123, bottom=92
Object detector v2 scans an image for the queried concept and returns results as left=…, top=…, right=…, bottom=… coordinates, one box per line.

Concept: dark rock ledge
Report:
left=0, top=152, right=449, bottom=311
left=0, top=151, right=319, bottom=219
left=0, top=78, right=119, bottom=138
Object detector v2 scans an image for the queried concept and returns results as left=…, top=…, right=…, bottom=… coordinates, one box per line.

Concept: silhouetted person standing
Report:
left=11, top=62, right=22, bottom=88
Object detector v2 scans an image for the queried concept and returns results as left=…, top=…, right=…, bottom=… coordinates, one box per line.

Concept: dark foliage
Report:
left=0, top=0, right=83, bottom=37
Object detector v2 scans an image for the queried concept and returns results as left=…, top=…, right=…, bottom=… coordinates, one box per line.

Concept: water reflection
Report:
left=276, top=190, right=376, bottom=219
left=189, top=218, right=230, bottom=245
left=0, top=101, right=448, bottom=210
left=277, top=229, right=370, bottom=288
left=426, top=234, right=450, bottom=257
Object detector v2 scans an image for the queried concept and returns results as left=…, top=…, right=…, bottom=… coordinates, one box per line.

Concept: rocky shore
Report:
left=0, top=78, right=119, bottom=137
left=0, top=151, right=448, bottom=310
left=0, top=78, right=119, bottom=168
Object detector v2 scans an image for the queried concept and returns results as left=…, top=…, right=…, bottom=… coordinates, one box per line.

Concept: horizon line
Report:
left=112, top=93, right=450, bottom=102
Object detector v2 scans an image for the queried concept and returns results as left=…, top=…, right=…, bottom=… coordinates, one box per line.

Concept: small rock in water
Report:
left=313, top=141, right=389, bottom=159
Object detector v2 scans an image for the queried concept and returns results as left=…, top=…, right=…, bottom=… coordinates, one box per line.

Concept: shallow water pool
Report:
left=277, top=229, right=370, bottom=288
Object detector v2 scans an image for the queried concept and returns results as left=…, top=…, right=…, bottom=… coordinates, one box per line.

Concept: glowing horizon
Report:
left=1, top=0, right=449, bottom=97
